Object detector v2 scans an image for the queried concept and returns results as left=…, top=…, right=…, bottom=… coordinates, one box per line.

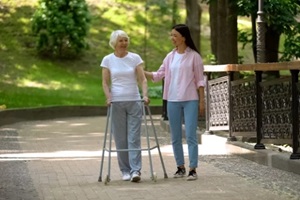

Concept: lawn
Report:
left=0, top=0, right=253, bottom=109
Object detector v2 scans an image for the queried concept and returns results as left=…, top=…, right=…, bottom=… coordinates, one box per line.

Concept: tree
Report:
left=185, top=0, right=202, bottom=53
left=237, top=0, right=300, bottom=63
left=32, top=0, right=91, bottom=58
left=205, top=0, right=238, bottom=65
left=204, top=0, right=300, bottom=67
left=209, top=0, right=218, bottom=59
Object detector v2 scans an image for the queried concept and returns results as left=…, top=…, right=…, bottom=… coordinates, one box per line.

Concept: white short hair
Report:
left=109, top=30, right=130, bottom=49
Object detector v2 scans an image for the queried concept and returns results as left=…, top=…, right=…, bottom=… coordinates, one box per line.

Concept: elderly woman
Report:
left=100, top=30, right=149, bottom=182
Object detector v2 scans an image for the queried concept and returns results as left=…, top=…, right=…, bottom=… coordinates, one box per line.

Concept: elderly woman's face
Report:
left=115, top=36, right=129, bottom=51
left=170, top=29, right=185, bottom=47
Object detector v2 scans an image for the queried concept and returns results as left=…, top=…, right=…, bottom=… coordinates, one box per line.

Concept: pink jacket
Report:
left=152, top=47, right=205, bottom=101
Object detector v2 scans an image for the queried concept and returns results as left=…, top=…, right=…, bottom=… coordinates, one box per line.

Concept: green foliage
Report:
left=0, top=0, right=182, bottom=108
left=171, top=0, right=180, bottom=25
left=31, top=0, right=91, bottom=58
left=238, top=29, right=252, bottom=49
left=147, top=0, right=169, bottom=13
left=145, top=0, right=181, bottom=26
left=0, top=0, right=255, bottom=109
left=280, top=25, right=300, bottom=61
left=264, top=0, right=299, bottom=33
left=238, top=55, right=244, bottom=64
left=148, top=86, right=163, bottom=98
left=236, top=0, right=255, bottom=16
left=206, top=54, right=217, bottom=65
left=236, top=0, right=300, bottom=61
left=237, top=0, right=299, bottom=31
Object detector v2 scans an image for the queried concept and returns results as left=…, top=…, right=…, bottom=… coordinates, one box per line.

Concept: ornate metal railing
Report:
left=231, top=77, right=256, bottom=137
left=207, top=76, right=229, bottom=131
left=204, top=62, right=300, bottom=159
left=261, top=78, right=292, bottom=142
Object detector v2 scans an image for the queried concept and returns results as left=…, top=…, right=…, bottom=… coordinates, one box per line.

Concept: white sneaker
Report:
left=122, top=173, right=131, bottom=181
left=131, top=172, right=141, bottom=182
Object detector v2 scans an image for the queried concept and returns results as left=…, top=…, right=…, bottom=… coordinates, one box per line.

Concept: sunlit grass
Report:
left=0, top=0, right=254, bottom=109
left=238, top=17, right=252, bottom=29
left=17, top=80, right=67, bottom=90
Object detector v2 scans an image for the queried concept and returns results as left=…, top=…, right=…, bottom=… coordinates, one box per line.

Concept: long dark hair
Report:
left=172, top=24, right=199, bottom=54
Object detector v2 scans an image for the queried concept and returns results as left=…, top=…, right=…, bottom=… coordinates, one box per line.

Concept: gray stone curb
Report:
left=226, top=140, right=300, bottom=176
left=0, top=105, right=163, bottom=127
left=160, top=120, right=300, bottom=176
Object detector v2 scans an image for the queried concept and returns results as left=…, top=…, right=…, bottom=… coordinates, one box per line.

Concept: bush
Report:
left=148, top=86, right=163, bottom=99
left=31, top=0, right=91, bottom=58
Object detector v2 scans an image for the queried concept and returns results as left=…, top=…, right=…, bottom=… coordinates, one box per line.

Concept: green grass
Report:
left=0, top=0, right=253, bottom=109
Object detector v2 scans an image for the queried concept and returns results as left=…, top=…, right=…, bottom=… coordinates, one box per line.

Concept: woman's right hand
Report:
left=143, top=96, right=150, bottom=105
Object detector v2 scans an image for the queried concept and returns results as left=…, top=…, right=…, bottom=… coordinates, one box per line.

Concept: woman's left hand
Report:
left=199, top=100, right=205, bottom=117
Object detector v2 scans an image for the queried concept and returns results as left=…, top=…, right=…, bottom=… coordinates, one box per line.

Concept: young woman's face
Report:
left=170, top=29, right=185, bottom=47
left=115, top=36, right=128, bottom=51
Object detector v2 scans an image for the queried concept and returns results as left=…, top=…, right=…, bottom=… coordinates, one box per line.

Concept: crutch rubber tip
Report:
left=151, top=172, right=157, bottom=182
left=104, top=175, right=110, bottom=185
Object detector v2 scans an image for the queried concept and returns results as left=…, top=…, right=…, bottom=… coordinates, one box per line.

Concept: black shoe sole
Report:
left=131, top=176, right=141, bottom=182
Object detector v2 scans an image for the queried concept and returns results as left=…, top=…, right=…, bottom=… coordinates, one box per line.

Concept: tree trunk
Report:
left=185, top=0, right=201, bottom=53
left=251, top=13, right=257, bottom=63
left=210, top=0, right=238, bottom=78
left=217, top=0, right=238, bottom=64
left=227, top=0, right=238, bottom=64
left=265, top=25, right=280, bottom=77
left=216, top=0, right=227, bottom=64
left=265, top=26, right=280, bottom=62
left=209, top=0, right=218, bottom=59
left=172, top=0, right=178, bottom=25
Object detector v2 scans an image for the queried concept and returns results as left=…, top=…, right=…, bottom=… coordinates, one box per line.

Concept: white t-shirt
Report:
left=168, top=52, right=184, bottom=101
left=100, top=52, right=143, bottom=102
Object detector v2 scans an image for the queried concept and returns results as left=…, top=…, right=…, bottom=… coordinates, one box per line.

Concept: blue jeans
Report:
left=167, top=100, right=199, bottom=169
left=111, top=101, right=142, bottom=174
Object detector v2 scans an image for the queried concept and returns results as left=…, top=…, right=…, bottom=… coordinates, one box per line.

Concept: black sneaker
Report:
left=173, top=167, right=186, bottom=178
left=186, top=169, right=197, bottom=181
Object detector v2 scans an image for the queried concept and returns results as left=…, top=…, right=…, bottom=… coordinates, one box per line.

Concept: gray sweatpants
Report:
left=111, top=101, right=142, bottom=174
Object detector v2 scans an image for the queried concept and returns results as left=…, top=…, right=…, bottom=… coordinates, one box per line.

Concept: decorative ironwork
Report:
left=231, top=78, right=256, bottom=133
left=257, top=0, right=266, bottom=63
left=208, top=76, right=229, bottom=130
left=204, top=63, right=300, bottom=159
left=261, top=78, right=292, bottom=139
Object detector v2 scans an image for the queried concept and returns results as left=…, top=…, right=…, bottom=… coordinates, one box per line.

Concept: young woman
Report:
left=145, top=24, right=205, bottom=181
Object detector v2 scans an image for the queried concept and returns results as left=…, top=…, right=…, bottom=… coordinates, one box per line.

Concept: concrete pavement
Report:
left=1, top=115, right=300, bottom=200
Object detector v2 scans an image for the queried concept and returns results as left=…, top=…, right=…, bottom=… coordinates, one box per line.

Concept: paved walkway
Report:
left=1, top=116, right=300, bottom=200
